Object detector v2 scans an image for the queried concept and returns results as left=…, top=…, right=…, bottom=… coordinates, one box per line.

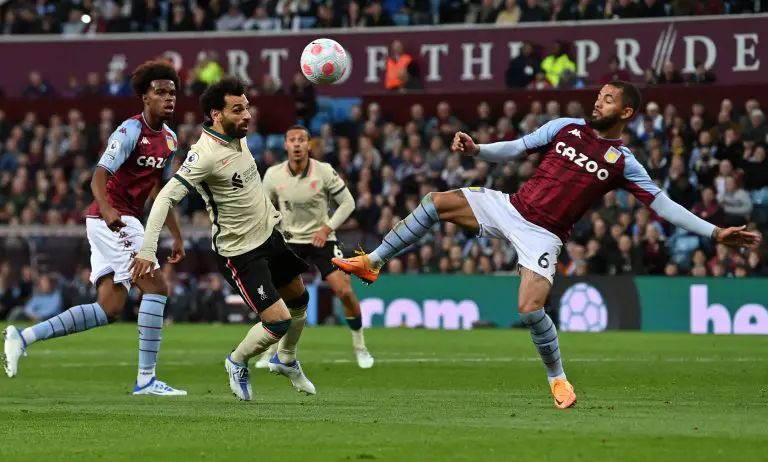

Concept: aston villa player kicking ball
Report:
left=3, top=60, right=187, bottom=396
left=333, top=81, right=761, bottom=409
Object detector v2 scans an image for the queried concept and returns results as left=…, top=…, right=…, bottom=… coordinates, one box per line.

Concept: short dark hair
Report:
left=199, top=77, right=248, bottom=120
left=608, top=80, right=642, bottom=119
left=285, top=125, right=311, bottom=138
left=130, top=60, right=180, bottom=96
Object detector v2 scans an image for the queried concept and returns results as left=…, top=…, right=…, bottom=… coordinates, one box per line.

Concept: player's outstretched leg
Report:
left=3, top=276, right=121, bottom=378
left=132, top=273, right=186, bottom=396
left=326, top=270, right=373, bottom=368
left=332, top=190, right=479, bottom=283
left=518, top=268, right=576, bottom=409
left=268, top=278, right=316, bottom=395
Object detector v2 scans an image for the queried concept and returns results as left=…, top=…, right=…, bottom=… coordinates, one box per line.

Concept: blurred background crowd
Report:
left=1, top=0, right=766, bottom=36
left=1, top=0, right=767, bottom=322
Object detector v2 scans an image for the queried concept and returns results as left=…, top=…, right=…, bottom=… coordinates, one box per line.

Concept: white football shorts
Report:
left=461, top=187, right=561, bottom=284
left=86, top=216, right=158, bottom=289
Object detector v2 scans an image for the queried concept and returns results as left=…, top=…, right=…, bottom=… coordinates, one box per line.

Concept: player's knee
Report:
left=99, top=302, right=123, bottom=322
left=518, top=298, right=545, bottom=314
left=334, top=284, right=356, bottom=306
left=285, top=290, right=309, bottom=314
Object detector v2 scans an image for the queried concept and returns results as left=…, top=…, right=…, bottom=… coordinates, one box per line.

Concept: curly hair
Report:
left=130, top=60, right=180, bottom=96
left=199, top=77, right=248, bottom=119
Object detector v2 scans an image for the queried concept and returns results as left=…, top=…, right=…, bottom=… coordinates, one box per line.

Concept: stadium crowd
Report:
left=0, top=0, right=765, bottom=36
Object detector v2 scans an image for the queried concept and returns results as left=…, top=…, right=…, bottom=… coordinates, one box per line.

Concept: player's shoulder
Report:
left=265, top=161, right=288, bottom=177
left=162, top=123, right=178, bottom=141
left=312, top=159, right=339, bottom=176
left=548, top=117, right=587, bottom=132
left=115, top=117, right=143, bottom=138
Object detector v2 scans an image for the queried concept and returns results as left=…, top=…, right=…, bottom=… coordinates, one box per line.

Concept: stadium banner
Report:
left=1, top=15, right=765, bottom=96
left=636, top=277, right=768, bottom=335
left=351, top=275, right=767, bottom=335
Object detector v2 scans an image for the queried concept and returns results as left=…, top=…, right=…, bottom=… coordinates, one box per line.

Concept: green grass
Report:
left=1, top=325, right=767, bottom=461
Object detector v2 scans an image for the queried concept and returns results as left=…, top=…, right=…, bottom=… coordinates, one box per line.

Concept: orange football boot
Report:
left=331, top=253, right=380, bottom=284
left=551, top=378, right=577, bottom=409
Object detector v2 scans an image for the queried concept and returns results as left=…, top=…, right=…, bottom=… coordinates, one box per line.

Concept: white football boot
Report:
left=267, top=355, right=316, bottom=395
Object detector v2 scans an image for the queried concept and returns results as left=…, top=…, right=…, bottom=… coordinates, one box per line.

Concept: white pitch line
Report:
left=42, top=356, right=766, bottom=368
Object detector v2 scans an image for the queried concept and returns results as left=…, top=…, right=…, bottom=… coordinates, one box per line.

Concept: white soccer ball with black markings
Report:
left=300, top=38, right=348, bottom=85
left=558, top=282, right=608, bottom=332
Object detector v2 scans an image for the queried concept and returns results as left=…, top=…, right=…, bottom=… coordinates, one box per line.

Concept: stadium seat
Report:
left=309, top=112, right=331, bottom=135
left=316, top=96, right=335, bottom=116
left=330, top=97, right=361, bottom=122
left=392, top=13, right=410, bottom=26
left=298, top=17, right=317, bottom=29
left=383, top=0, right=405, bottom=15
left=266, top=134, right=284, bottom=151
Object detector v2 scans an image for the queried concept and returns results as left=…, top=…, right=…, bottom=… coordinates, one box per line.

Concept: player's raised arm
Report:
left=131, top=151, right=214, bottom=280
left=453, top=118, right=585, bottom=163
left=621, top=149, right=761, bottom=249
left=91, top=120, right=142, bottom=231
left=324, top=165, right=355, bottom=236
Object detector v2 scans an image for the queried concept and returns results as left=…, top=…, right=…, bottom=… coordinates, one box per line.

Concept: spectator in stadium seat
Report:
left=550, top=0, right=573, bottom=21
left=600, top=56, right=631, bottom=85
left=744, top=109, right=768, bottom=145
left=216, top=4, right=246, bottom=30
left=290, top=71, right=317, bottom=127
left=528, top=71, right=553, bottom=90
left=718, top=176, right=753, bottom=226
left=640, top=224, right=669, bottom=274
left=657, top=60, right=684, bottom=84
left=243, top=5, right=277, bottom=30
left=168, top=5, right=194, bottom=32
left=520, top=0, right=549, bottom=22
left=505, top=41, right=540, bottom=89
left=540, top=41, right=576, bottom=88
left=191, top=6, right=215, bottom=31
left=104, top=70, right=131, bottom=97
left=664, top=262, right=680, bottom=276
left=195, top=274, right=229, bottom=323
left=315, top=4, right=342, bottom=28
left=21, top=72, right=54, bottom=99
left=426, top=102, right=462, bottom=138
left=689, top=186, right=724, bottom=227
left=496, top=0, right=521, bottom=24
left=475, top=0, right=499, bottom=23
left=686, top=61, right=717, bottom=85
left=7, top=274, right=62, bottom=323
left=364, top=1, right=395, bottom=27
left=609, top=235, right=645, bottom=275
left=743, top=145, right=768, bottom=192
left=571, top=0, right=602, bottom=20
left=637, top=0, right=667, bottom=17
left=605, top=0, right=640, bottom=18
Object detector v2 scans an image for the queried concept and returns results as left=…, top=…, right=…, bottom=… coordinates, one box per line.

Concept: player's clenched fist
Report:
left=452, top=132, right=479, bottom=155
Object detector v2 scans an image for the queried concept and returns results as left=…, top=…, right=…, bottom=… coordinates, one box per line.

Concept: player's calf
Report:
left=518, top=268, right=576, bottom=408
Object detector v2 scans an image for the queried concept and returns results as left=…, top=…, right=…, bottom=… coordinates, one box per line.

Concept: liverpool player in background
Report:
left=333, top=81, right=761, bottom=409
left=260, top=126, right=373, bottom=369
left=3, top=60, right=188, bottom=396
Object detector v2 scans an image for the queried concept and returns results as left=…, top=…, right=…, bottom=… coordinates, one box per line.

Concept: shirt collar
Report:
left=288, top=160, right=311, bottom=178
left=202, top=121, right=234, bottom=145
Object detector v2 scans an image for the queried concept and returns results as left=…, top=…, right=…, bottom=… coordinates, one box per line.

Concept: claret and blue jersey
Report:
left=485, top=117, right=663, bottom=242
left=86, top=114, right=178, bottom=220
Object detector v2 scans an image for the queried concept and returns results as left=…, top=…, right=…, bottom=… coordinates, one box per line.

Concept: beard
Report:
left=221, top=117, right=248, bottom=138
left=587, top=113, right=621, bottom=132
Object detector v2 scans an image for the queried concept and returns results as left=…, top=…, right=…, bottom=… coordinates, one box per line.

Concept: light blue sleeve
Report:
left=477, top=118, right=585, bottom=163
left=621, top=149, right=662, bottom=204
left=97, top=119, right=141, bottom=175
left=621, top=148, right=716, bottom=238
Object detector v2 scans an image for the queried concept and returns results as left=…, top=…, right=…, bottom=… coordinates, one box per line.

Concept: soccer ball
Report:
left=300, top=38, right=348, bottom=85
left=558, top=282, right=608, bottom=332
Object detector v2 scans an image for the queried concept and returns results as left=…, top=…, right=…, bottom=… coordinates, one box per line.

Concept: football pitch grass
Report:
left=1, top=325, right=767, bottom=461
